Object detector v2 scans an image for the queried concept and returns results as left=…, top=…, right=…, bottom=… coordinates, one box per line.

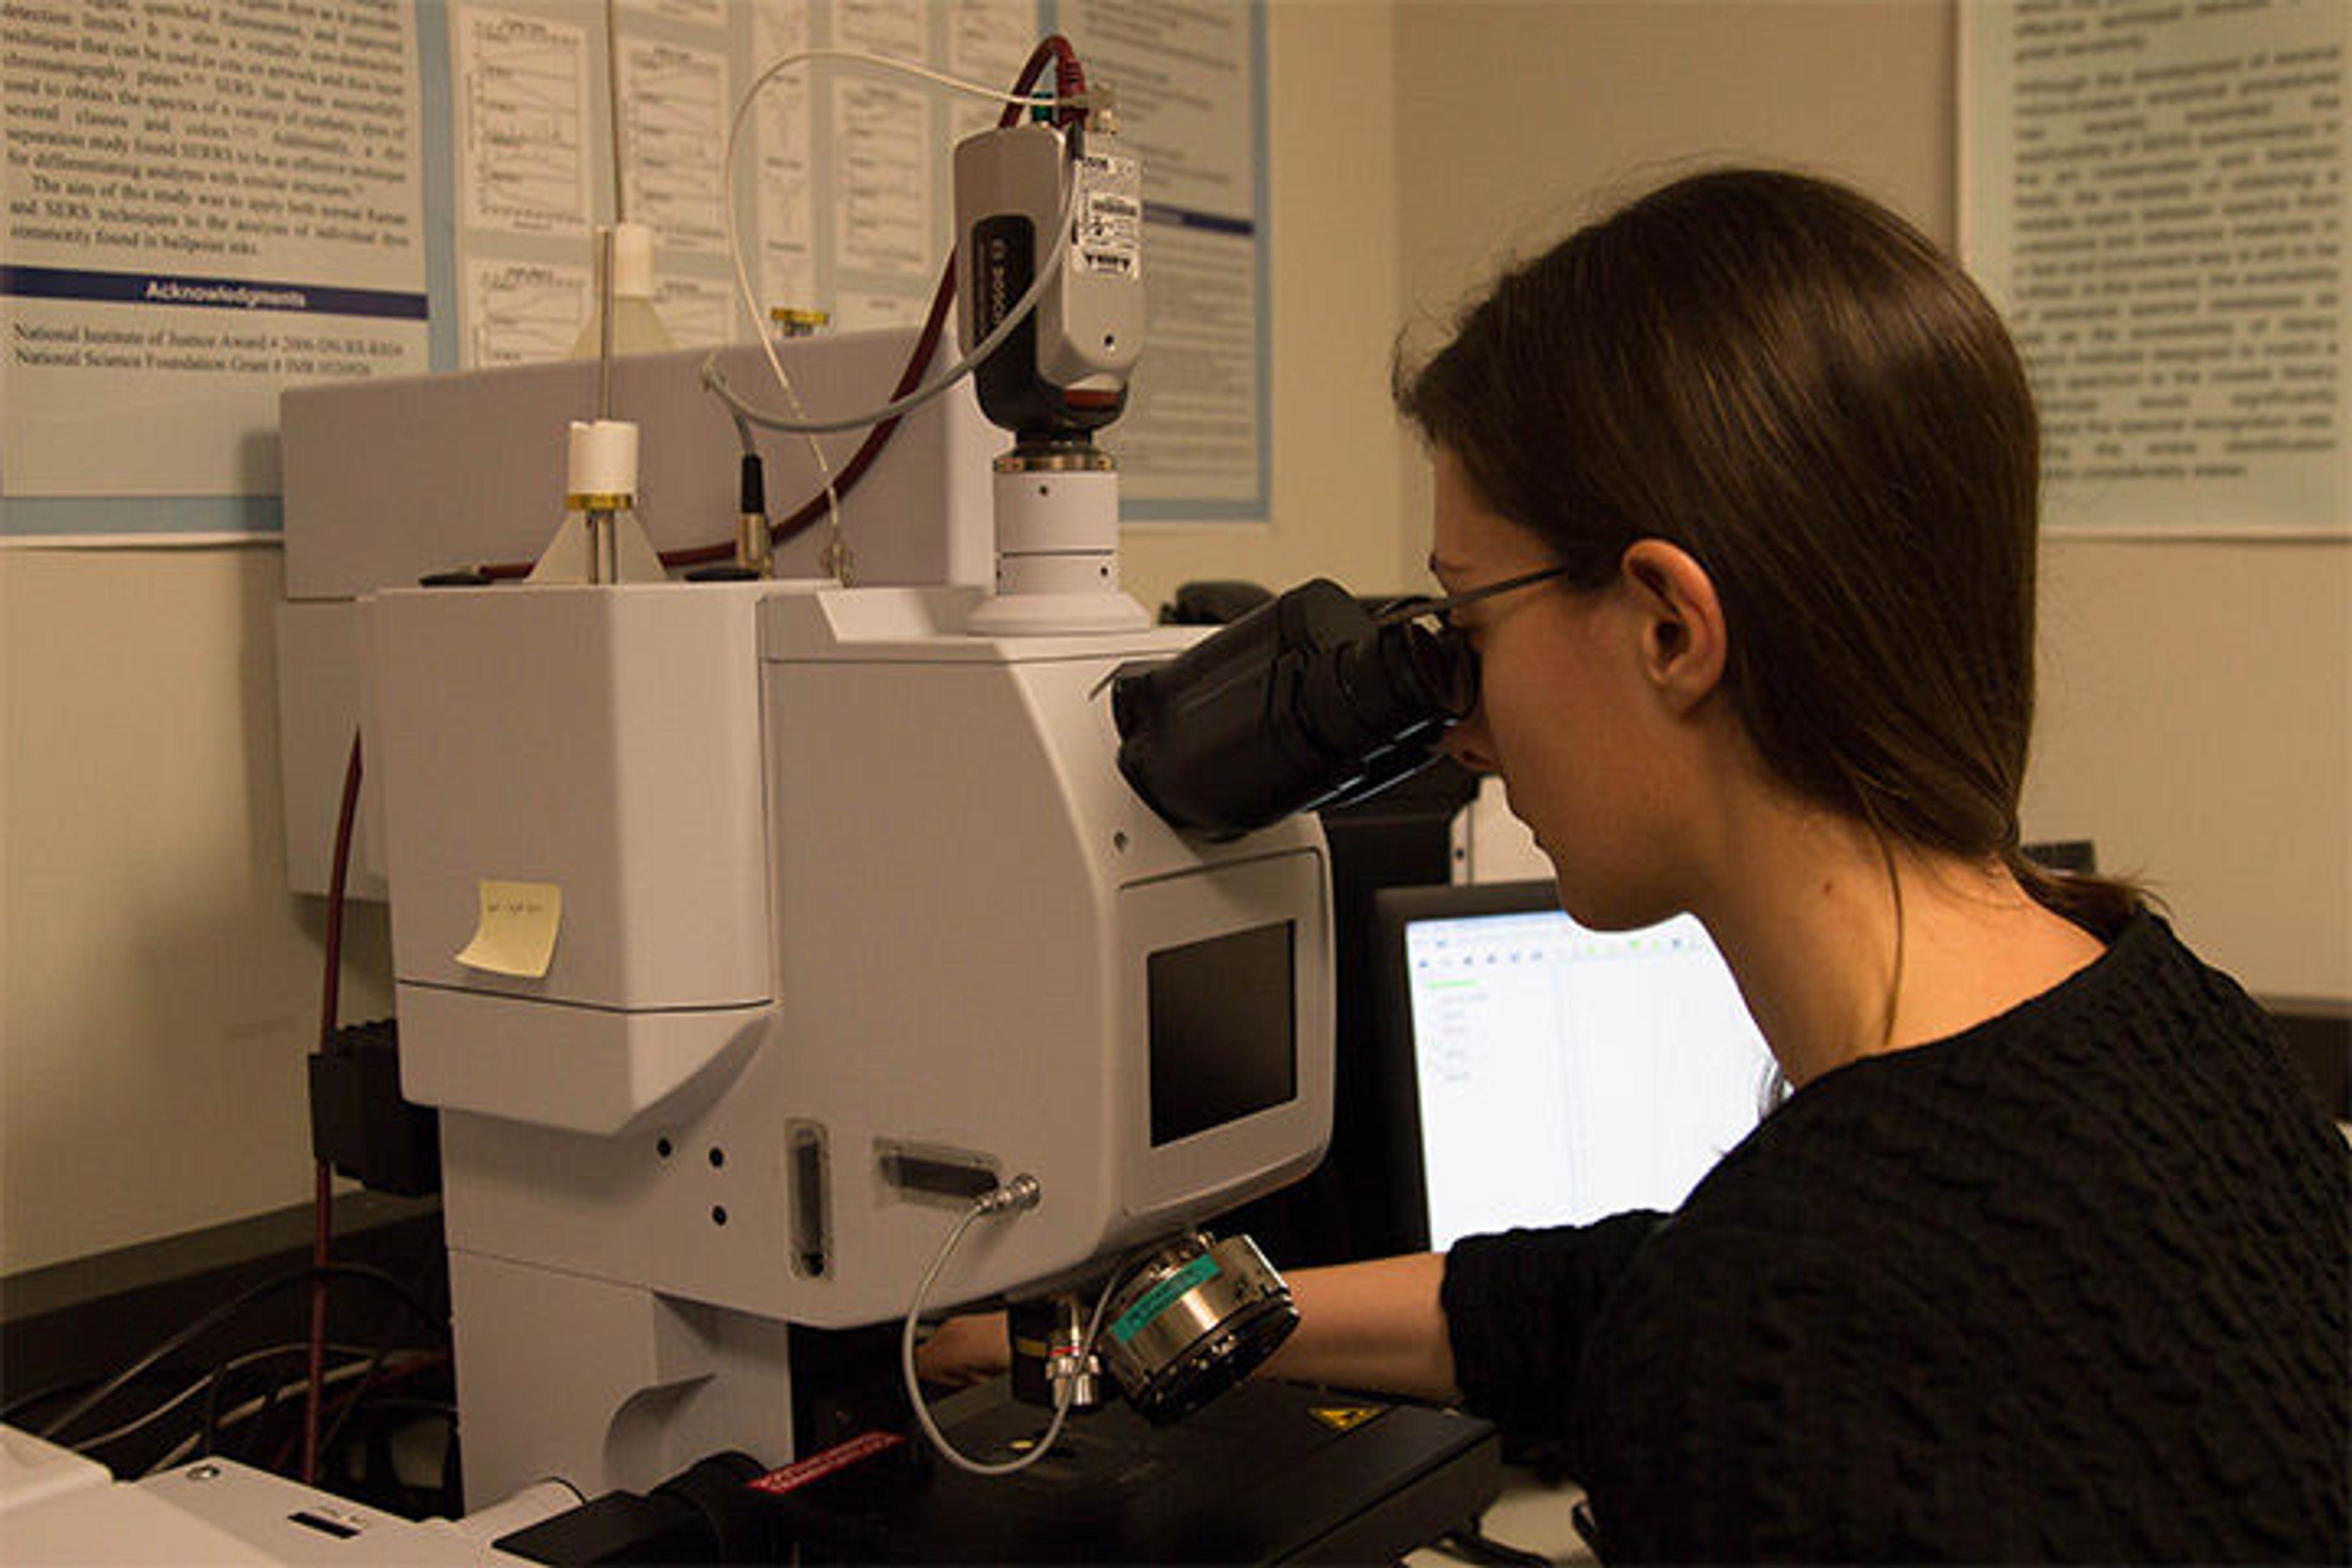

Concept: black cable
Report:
left=36, top=1262, right=447, bottom=1449
left=319, top=1291, right=431, bottom=1469
left=197, top=1357, right=233, bottom=1459
left=437, top=1394, right=464, bottom=1519
left=53, top=1343, right=384, bottom=1466
left=1437, top=1521, right=1556, bottom=1567
left=122, top=1351, right=439, bottom=1479
left=240, top=1370, right=287, bottom=1464
left=339, top=1394, right=456, bottom=1421
left=9, top=1342, right=386, bottom=1457
left=312, top=1340, right=396, bottom=1474
left=314, top=1360, right=456, bottom=1505
left=1, top=1374, right=103, bottom=1429
left=318, top=1382, right=456, bottom=1490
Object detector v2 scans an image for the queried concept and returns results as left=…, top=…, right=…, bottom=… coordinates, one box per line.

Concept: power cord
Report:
left=55, top=1341, right=380, bottom=1461
left=700, top=158, right=1079, bottom=438
left=1437, top=1520, right=1557, bottom=1567
left=34, top=1262, right=447, bottom=1452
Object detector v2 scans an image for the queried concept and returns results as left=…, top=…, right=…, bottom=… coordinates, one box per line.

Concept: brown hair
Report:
left=1398, top=168, right=2138, bottom=935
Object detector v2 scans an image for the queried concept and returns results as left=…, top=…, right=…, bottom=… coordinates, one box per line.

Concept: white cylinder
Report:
left=997, top=553, right=1118, bottom=596
left=965, top=462, right=1147, bottom=634
left=992, top=468, right=1118, bottom=557
left=567, top=419, right=639, bottom=503
left=608, top=221, right=657, bottom=300
left=965, top=585, right=1150, bottom=635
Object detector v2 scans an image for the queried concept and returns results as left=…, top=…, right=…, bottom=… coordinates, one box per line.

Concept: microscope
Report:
left=278, top=92, right=1496, bottom=1564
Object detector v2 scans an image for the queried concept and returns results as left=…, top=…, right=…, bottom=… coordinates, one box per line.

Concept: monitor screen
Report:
left=1374, top=881, right=1777, bottom=1251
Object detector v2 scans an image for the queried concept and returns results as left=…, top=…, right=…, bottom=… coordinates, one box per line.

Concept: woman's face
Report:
left=1430, top=450, right=1690, bottom=930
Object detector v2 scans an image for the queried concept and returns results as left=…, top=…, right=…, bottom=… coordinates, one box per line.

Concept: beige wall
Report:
left=1390, top=1, right=1958, bottom=309
left=1125, top=2, right=1415, bottom=606
left=2, top=546, right=398, bottom=1273
left=2030, top=541, right=2351, bottom=997
left=4, top=0, right=2345, bottom=1276
left=1385, top=1, right=2349, bottom=1000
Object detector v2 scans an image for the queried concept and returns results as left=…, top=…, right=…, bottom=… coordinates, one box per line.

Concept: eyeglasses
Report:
left=1373, top=564, right=1574, bottom=630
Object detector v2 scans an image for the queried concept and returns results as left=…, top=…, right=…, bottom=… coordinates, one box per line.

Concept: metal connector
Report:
left=1045, top=1293, right=1105, bottom=1410
left=976, top=1173, right=1041, bottom=1216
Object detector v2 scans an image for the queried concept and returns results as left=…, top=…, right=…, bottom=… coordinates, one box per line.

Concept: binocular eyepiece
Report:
left=1110, top=579, right=1476, bottom=839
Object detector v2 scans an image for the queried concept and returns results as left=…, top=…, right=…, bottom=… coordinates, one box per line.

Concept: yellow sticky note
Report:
left=453, top=880, right=562, bottom=978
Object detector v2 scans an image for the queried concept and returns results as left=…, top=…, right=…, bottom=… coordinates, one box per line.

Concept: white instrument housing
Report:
left=365, top=580, right=1332, bottom=1504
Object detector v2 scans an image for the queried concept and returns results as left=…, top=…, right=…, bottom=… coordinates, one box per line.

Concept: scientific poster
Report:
left=2, top=0, right=1273, bottom=541
left=1963, top=0, right=2350, bottom=537
left=1, top=0, right=430, bottom=529
left=1061, top=0, right=1268, bottom=516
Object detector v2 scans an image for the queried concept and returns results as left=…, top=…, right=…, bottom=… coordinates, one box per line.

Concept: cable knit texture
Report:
left=1441, top=912, right=2350, bottom=1562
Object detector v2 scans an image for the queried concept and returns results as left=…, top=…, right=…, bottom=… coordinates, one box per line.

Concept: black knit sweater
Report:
left=1441, top=912, right=2350, bottom=1562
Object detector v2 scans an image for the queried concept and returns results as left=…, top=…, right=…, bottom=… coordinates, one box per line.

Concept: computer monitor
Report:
left=1369, top=880, right=1778, bottom=1252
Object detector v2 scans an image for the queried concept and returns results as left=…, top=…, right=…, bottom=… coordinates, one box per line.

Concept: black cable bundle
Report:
left=6, top=1261, right=456, bottom=1515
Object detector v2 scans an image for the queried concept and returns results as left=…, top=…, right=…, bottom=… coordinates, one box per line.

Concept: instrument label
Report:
left=1109, top=1254, right=1221, bottom=1344
left=1073, top=151, right=1143, bottom=281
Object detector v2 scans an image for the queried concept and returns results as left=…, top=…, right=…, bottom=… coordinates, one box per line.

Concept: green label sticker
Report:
left=1109, top=1254, right=1222, bottom=1345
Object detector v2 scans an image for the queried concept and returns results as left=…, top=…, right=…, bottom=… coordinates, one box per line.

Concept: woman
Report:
left=933, top=170, right=2352, bottom=1561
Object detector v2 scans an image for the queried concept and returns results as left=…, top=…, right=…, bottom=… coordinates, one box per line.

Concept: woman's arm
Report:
left=918, top=1217, right=1659, bottom=1448
left=915, top=1253, right=1460, bottom=1401
left=1256, top=1254, right=1457, bottom=1401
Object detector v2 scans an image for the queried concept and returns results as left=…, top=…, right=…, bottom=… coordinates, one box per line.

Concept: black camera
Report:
left=1110, top=579, right=1475, bottom=839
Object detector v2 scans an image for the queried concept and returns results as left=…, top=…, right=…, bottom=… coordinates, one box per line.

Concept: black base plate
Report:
left=761, top=1378, right=1500, bottom=1564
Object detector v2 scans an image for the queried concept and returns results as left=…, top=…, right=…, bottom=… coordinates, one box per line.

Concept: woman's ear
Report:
left=1618, top=539, right=1728, bottom=714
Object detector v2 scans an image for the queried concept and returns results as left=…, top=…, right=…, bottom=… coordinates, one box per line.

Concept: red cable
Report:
left=479, top=35, right=1090, bottom=581
left=303, top=733, right=364, bottom=1485
left=301, top=1166, right=331, bottom=1485
left=744, top=36, right=1082, bottom=554
left=291, top=1348, right=454, bottom=1479
left=652, top=255, right=960, bottom=572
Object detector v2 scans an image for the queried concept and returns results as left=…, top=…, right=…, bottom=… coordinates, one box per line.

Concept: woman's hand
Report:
left=915, top=1311, right=1011, bottom=1387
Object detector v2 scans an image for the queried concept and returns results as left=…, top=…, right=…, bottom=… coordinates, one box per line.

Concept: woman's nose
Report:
left=1441, top=715, right=1497, bottom=774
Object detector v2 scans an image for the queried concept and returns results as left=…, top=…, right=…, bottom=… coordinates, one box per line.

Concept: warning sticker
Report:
left=1309, top=1405, right=1384, bottom=1434
left=747, top=1431, right=906, bottom=1495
